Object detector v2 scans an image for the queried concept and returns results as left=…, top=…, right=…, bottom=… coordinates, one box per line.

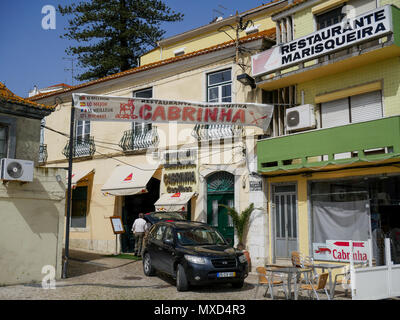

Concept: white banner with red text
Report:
left=313, top=240, right=370, bottom=263
left=72, top=93, right=274, bottom=130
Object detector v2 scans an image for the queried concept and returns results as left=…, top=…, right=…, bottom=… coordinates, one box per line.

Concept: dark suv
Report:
left=143, top=211, right=186, bottom=225
left=142, top=220, right=248, bottom=291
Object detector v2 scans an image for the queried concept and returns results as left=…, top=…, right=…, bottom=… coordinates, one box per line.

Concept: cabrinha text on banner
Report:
left=72, top=93, right=274, bottom=130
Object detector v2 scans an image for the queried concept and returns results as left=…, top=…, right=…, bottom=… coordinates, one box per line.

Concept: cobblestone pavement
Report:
left=0, top=250, right=350, bottom=300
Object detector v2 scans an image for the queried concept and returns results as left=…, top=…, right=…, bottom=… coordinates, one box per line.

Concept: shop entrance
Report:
left=121, top=177, right=160, bottom=253
left=272, top=184, right=298, bottom=259
left=206, top=171, right=234, bottom=245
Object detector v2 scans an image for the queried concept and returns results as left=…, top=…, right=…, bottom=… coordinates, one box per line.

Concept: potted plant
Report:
left=219, top=203, right=255, bottom=268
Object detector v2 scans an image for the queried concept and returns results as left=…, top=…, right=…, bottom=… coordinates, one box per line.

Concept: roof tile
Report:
left=30, top=28, right=276, bottom=101
left=0, top=82, right=55, bottom=110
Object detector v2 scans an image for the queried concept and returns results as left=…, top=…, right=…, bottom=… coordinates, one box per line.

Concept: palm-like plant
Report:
left=219, top=203, right=255, bottom=250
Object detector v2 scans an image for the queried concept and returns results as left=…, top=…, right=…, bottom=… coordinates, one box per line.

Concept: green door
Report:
left=207, top=171, right=235, bottom=245
left=207, top=194, right=234, bottom=244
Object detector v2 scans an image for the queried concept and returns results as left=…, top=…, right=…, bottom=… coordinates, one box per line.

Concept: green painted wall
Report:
left=257, top=116, right=400, bottom=172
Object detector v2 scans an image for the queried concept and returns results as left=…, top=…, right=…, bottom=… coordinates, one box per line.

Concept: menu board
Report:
left=110, top=216, right=125, bottom=234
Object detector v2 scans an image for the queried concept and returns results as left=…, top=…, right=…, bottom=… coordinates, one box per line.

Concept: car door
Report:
left=159, top=226, right=176, bottom=276
left=147, top=224, right=166, bottom=270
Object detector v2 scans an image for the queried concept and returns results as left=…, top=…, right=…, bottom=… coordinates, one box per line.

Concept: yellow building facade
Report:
left=31, top=1, right=289, bottom=269
left=255, top=0, right=400, bottom=267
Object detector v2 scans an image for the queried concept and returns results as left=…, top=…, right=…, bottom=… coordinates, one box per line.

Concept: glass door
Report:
left=273, top=184, right=298, bottom=258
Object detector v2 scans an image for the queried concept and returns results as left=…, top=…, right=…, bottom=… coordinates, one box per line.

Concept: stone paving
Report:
left=0, top=249, right=351, bottom=300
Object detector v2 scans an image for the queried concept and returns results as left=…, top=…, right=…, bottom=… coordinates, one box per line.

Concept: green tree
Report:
left=58, top=0, right=183, bottom=81
left=219, top=203, right=256, bottom=250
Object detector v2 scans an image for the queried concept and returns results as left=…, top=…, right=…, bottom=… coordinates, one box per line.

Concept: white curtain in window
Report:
left=313, top=200, right=370, bottom=243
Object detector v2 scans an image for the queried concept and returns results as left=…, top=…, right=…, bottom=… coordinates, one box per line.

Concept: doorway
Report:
left=272, top=184, right=298, bottom=259
left=206, top=171, right=235, bottom=245
left=121, top=177, right=160, bottom=253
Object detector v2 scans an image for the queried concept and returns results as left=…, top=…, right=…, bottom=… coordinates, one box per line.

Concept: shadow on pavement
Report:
left=63, top=249, right=136, bottom=278
left=154, top=270, right=256, bottom=293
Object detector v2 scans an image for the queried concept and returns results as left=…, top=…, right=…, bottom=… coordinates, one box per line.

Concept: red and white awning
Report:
left=101, top=164, right=159, bottom=196
left=154, top=192, right=195, bottom=212
left=67, top=168, right=95, bottom=186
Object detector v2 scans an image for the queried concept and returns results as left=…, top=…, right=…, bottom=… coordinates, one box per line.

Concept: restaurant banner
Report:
left=72, top=93, right=274, bottom=130
left=313, top=240, right=370, bottom=263
left=252, top=5, right=393, bottom=76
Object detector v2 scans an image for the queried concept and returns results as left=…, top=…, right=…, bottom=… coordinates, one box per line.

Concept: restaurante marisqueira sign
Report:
left=72, top=93, right=274, bottom=130
left=252, top=5, right=393, bottom=76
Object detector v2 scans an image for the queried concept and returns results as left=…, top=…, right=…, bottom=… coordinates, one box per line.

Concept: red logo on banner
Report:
left=333, top=241, right=365, bottom=248
left=124, top=173, right=133, bottom=181
left=172, top=192, right=181, bottom=198
left=315, top=247, right=331, bottom=254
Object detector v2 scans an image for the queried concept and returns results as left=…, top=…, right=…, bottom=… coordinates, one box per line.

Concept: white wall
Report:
left=0, top=167, right=65, bottom=285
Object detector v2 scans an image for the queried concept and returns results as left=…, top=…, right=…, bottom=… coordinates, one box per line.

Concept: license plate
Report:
left=217, top=272, right=236, bottom=278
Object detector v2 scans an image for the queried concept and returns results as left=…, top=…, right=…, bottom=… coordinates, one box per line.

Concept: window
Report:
left=76, top=120, right=90, bottom=141
left=177, top=228, right=226, bottom=246
left=133, top=87, right=152, bottom=133
left=0, top=117, right=16, bottom=159
left=207, top=69, right=231, bottom=103
left=275, top=17, right=294, bottom=44
left=40, top=119, right=45, bottom=145
left=164, top=227, right=174, bottom=242
left=316, top=5, right=345, bottom=30
left=155, top=225, right=166, bottom=241
left=0, top=125, right=8, bottom=159
left=311, top=179, right=371, bottom=244
left=174, top=48, right=185, bottom=56
left=133, top=87, right=152, bottom=99
left=71, top=186, right=88, bottom=228
left=321, top=90, right=382, bottom=128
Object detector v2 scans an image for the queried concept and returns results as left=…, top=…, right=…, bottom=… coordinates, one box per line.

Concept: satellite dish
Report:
left=7, top=161, right=24, bottom=179
left=287, top=110, right=300, bottom=127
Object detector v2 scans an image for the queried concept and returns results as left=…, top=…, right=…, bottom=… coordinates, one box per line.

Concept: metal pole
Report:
left=62, top=97, right=75, bottom=279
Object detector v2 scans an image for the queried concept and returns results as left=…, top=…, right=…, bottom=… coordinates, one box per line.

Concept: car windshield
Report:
left=177, top=228, right=226, bottom=246
left=150, top=212, right=185, bottom=220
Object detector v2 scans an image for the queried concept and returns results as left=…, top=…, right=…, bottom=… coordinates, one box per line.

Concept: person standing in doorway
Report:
left=131, top=213, right=147, bottom=257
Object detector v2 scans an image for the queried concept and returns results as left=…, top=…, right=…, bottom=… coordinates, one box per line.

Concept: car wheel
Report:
left=231, top=280, right=244, bottom=289
left=176, top=264, right=189, bottom=292
left=143, top=253, right=155, bottom=276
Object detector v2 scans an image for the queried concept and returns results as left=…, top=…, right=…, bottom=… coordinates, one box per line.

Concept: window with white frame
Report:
left=76, top=120, right=90, bottom=142
left=207, top=69, right=232, bottom=103
left=133, top=87, right=152, bottom=133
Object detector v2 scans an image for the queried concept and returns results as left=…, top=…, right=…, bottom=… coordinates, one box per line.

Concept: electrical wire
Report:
left=42, top=124, right=248, bottom=171
left=42, top=125, right=121, bottom=147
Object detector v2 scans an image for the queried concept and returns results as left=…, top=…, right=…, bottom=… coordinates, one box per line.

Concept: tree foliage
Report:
left=58, top=0, right=183, bottom=81
left=219, top=203, right=255, bottom=250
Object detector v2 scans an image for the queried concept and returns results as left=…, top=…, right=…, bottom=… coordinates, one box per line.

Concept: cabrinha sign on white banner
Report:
left=72, top=93, right=274, bottom=130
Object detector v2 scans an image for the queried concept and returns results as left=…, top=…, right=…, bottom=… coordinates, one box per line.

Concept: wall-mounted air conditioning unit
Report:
left=0, top=158, right=34, bottom=182
left=286, top=104, right=316, bottom=132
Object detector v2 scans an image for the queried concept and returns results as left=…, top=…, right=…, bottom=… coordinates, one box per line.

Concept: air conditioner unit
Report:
left=286, top=104, right=316, bottom=132
left=0, top=158, right=34, bottom=182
